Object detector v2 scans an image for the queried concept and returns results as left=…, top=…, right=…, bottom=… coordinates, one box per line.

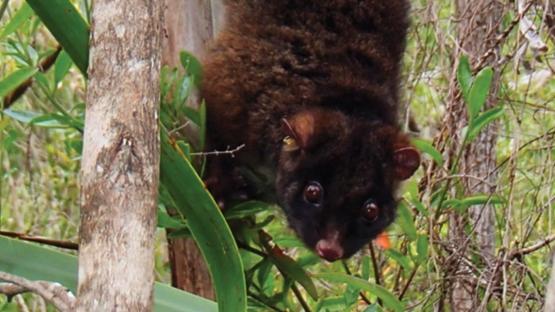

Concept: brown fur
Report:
left=201, top=0, right=418, bottom=260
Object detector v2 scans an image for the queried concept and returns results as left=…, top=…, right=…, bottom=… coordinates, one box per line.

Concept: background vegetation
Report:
left=0, top=0, right=553, bottom=311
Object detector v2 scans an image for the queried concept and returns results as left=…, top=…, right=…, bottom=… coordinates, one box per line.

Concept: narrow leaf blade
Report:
left=456, top=55, right=473, bottom=101
left=0, top=67, right=38, bottom=98
left=160, top=131, right=247, bottom=312
left=467, top=67, right=493, bottom=120
left=0, top=236, right=217, bottom=312
left=316, top=273, right=404, bottom=312
left=27, top=0, right=89, bottom=75
left=466, top=106, right=504, bottom=143
left=411, top=138, right=443, bottom=165
left=0, top=2, right=33, bottom=39
left=267, top=246, right=319, bottom=300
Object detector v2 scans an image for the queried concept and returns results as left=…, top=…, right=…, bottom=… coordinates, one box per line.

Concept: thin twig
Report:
left=399, top=264, right=420, bottom=300
left=0, top=231, right=78, bottom=250
left=168, top=121, right=190, bottom=136
left=368, top=242, right=383, bottom=307
left=190, top=144, right=245, bottom=157
left=291, top=282, right=312, bottom=312
left=0, top=272, right=75, bottom=312
left=508, top=234, right=555, bottom=259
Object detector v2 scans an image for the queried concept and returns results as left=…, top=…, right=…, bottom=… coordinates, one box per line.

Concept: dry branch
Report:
left=508, top=234, right=555, bottom=260
left=0, top=272, right=75, bottom=312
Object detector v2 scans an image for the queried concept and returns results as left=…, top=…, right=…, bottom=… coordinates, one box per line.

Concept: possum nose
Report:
left=316, top=239, right=344, bottom=261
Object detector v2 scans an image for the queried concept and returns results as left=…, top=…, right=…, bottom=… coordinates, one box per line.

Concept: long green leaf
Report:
left=0, top=67, right=38, bottom=99
left=315, top=273, right=404, bottom=312
left=26, top=0, right=89, bottom=75
left=160, top=131, right=247, bottom=312
left=411, top=138, right=443, bottom=165
left=396, top=202, right=417, bottom=241
left=465, top=106, right=504, bottom=143
left=0, top=2, right=33, bottom=39
left=456, top=55, right=472, bottom=102
left=266, top=245, right=318, bottom=300
left=467, top=67, right=493, bottom=120
left=54, top=50, right=73, bottom=85
left=0, top=236, right=217, bottom=312
left=416, top=234, right=429, bottom=264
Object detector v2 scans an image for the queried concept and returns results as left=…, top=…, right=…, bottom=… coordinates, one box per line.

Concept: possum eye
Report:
left=303, top=181, right=323, bottom=204
left=362, top=199, right=379, bottom=222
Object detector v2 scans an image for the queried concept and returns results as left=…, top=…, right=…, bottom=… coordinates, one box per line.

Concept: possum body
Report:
left=201, top=0, right=419, bottom=261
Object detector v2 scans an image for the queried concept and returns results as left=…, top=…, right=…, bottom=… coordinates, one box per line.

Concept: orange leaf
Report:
left=374, top=232, right=391, bottom=250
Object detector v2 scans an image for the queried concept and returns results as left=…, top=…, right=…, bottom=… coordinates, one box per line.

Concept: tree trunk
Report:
left=444, top=0, right=503, bottom=310
left=77, top=1, right=163, bottom=311
left=161, top=0, right=223, bottom=300
left=546, top=253, right=555, bottom=312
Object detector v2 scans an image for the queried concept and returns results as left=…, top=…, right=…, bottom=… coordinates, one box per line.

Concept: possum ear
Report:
left=281, top=109, right=343, bottom=151
left=393, top=146, right=420, bottom=180
left=281, top=112, right=315, bottom=150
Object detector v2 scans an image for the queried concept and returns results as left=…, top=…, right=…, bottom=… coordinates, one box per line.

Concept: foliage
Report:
left=0, top=0, right=554, bottom=311
left=0, top=236, right=217, bottom=312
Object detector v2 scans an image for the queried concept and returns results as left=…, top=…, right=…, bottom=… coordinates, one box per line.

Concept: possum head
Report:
left=276, top=108, right=419, bottom=261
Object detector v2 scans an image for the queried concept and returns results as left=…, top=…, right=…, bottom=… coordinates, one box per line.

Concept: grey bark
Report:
left=546, top=253, right=555, bottom=312
left=161, top=0, right=223, bottom=300
left=76, top=1, right=163, bottom=311
left=444, top=0, right=503, bottom=310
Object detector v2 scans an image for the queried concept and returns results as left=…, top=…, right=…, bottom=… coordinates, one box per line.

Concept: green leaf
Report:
left=180, top=51, right=203, bottom=87
left=157, top=207, right=187, bottom=229
left=3, top=109, right=39, bottom=123
left=467, top=67, right=493, bottom=120
left=31, top=112, right=83, bottom=130
left=224, top=201, right=272, bottom=220
left=465, top=106, right=504, bottom=143
left=396, top=202, right=417, bottom=241
left=0, top=67, right=38, bottom=99
left=315, top=296, right=349, bottom=312
left=410, top=197, right=429, bottom=217
left=385, top=249, right=412, bottom=272
left=0, top=2, right=33, bottom=39
left=362, top=305, right=381, bottom=312
left=167, top=228, right=192, bottom=239
left=459, top=194, right=504, bottom=206
left=160, top=130, right=247, bottom=312
left=198, top=99, right=207, bottom=151
left=442, top=194, right=504, bottom=212
left=272, top=235, right=305, bottom=248
left=361, top=256, right=371, bottom=280
left=54, top=50, right=73, bottom=85
left=416, top=235, right=429, bottom=264
left=456, top=55, right=473, bottom=101
left=0, top=236, right=217, bottom=312
left=3, top=109, right=65, bottom=128
left=27, top=0, right=89, bottom=76
left=411, top=138, right=443, bottom=165
left=182, top=106, right=200, bottom=125
left=266, top=246, right=319, bottom=300
left=316, top=273, right=404, bottom=312
left=154, top=283, right=217, bottom=312
left=256, top=258, right=274, bottom=291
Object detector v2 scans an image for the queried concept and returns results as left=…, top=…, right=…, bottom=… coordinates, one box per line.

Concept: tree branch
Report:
left=508, top=234, right=555, bottom=259
left=0, top=272, right=75, bottom=312
left=0, top=231, right=78, bottom=250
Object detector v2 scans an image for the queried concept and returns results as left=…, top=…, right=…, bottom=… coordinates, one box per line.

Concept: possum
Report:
left=201, top=0, right=419, bottom=261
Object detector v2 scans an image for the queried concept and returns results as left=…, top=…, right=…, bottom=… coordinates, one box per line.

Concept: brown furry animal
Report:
left=201, top=0, right=419, bottom=261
